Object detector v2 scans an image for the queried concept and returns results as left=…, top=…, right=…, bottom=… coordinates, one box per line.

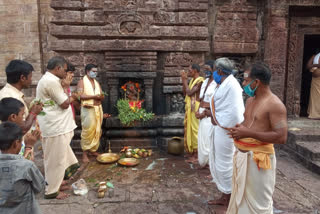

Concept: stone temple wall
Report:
left=1, top=0, right=320, bottom=149
left=0, top=0, right=43, bottom=102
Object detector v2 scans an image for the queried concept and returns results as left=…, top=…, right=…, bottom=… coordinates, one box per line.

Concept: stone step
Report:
left=282, top=145, right=320, bottom=175
left=288, top=129, right=320, bottom=142
left=71, top=138, right=158, bottom=153
left=295, top=141, right=320, bottom=161
left=107, top=138, right=158, bottom=152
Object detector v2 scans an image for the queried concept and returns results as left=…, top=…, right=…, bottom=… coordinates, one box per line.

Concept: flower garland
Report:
left=117, top=81, right=154, bottom=126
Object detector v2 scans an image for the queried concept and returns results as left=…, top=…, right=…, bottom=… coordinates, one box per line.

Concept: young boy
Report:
left=0, top=122, right=45, bottom=214
left=0, top=98, right=40, bottom=158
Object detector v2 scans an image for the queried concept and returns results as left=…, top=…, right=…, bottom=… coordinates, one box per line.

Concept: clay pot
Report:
left=167, top=137, right=184, bottom=155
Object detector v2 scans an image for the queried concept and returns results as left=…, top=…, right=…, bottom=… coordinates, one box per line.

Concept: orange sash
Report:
left=235, top=138, right=274, bottom=170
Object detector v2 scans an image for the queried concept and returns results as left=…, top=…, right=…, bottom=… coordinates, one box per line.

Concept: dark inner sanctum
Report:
left=300, top=34, right=320, bottom=116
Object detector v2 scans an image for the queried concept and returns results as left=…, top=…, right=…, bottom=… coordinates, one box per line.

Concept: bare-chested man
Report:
left=227, top=62, right=287, bottom=214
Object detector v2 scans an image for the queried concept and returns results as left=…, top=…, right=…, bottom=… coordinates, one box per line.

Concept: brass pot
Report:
left=167, top=137, right=184, bottom=155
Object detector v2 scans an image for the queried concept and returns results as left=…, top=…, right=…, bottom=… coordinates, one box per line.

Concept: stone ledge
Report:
left=103, top=72, right=157, bottom=78
left=50, top=39, right=210, bottom=52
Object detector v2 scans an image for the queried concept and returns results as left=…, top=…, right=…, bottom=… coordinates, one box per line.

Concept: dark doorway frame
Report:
left=300, top=35, right=320, bottom=116
left=286, top=15, right=320, bottom=117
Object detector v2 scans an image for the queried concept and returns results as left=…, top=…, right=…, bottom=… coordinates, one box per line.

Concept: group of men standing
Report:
left=182, top=57, right=288, bottom=213
left=0, top=56, right=107, bottom=203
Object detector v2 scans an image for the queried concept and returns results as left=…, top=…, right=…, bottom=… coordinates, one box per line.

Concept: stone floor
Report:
left=35, top=148, right=320, bottom=214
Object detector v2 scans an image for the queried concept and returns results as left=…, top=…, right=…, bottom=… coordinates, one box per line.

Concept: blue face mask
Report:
left=243, top=80, right=258, bottom=97
left=204, top=70, right=212, bottom=78
left=213, top=71, right=227, bottom=84
left=88, top=71, right=97, bottom=79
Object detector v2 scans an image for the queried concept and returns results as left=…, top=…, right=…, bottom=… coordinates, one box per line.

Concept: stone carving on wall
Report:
left=105, top=0, right=145, bottom=10
left=180, top=12, right=204, bottom=24
left=120, top=21, right=142, bottom=34
left=171, top=93, right=185, bottom=113
left=154, top=11, right=171, bottom=23
left=117, top=14, right=148, bottom=35
left=184, top=0, right=200, bottom=8
left=121, top=0, right=138, bottom=9
left=102, top=23, right=114, bottom=34
left=165, top=53, right=193, bottom=66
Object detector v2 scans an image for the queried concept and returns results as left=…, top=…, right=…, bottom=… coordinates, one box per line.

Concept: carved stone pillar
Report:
left=108, top=78, right=119, bottom=114
left=144, top=79, right=154, bottom=112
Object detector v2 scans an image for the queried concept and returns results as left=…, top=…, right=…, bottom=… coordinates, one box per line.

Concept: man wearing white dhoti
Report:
left=206, top=58, right=244, bottom=206
left=36, top=56, right=79, bottom=200
left=307, top=49, right=320, bottom=119
left=196, top=60, right=216, bottom=167
left=228, top=62, right=287, bottom=214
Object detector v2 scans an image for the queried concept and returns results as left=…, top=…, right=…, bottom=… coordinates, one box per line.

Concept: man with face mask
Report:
left=181, top=64, right=204, bottom=163
left=36, top=56, right=79, bottom=200
left=204, top=57, right=244, bottom=207
left=227, top=63, right=287, bottom=214
left=195, top=60, right=217, bottom=168
left=77, top=64, right=109, bottom=163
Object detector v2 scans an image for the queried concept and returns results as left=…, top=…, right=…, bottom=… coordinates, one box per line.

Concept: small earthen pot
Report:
left=168, top=137, right=184, bottom=155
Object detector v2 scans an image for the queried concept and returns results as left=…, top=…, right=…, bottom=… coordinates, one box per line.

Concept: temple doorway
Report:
left=300, top=35, right=320, bottom=116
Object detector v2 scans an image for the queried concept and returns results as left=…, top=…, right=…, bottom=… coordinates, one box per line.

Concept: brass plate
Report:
left=96, top=153, right=120, bottom=164
left=118, top=158, right=140, bottom=167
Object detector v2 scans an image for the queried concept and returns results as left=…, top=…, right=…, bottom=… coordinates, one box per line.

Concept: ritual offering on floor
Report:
left=96, top=153, right=120, bottom=164
left=118, top=158, right=140, bottom=167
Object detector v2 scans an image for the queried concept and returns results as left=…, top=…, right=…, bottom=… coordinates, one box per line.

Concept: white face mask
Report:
left=88, top=71, right=97, bottom=79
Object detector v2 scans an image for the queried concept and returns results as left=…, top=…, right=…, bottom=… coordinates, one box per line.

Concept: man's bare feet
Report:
left=61, top=180, right=68, bottom=186
left=208, top=194, right=230, bottom=206
left=56, top=191, right=70, bottom=200
left=186, top=156, right=198, bottom=163
left=60, top=185, right=72, bottom=191
left=89, top=151, right=99, bottom=157
left=184, top=153, right=192, bottom=158
left=206, top=174, right=213, bottom=180
left=82, top=152, right=90, bottom=163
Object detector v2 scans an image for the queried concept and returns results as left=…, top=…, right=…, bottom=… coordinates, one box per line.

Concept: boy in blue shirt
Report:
left=0, top=122, right=45, bottom=214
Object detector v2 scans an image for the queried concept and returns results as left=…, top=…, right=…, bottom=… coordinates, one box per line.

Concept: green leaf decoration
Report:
left=116, top=99, right=154, bottom=126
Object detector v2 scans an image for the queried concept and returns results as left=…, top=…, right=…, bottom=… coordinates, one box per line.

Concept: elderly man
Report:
left=227, top=62, right=287, bottom=214
left=181, top=64, right=204, bottom=163
left=36, top=56, right=79, bottom=200
left=204, top=57, right=244, bottom=206
left=196, top=60, right=217, bottom=167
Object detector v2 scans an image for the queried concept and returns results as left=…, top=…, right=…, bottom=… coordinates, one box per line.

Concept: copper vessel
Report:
left=167, top=137, right=184, bottom=155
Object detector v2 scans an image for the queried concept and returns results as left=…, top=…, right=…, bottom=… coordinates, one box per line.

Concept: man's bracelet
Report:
left=29, top=112, right=37, bottom=119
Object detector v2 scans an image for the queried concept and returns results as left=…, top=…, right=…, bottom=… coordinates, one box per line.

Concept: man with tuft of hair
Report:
left=227, top=62, right=287, bottom=214
left=181, top=64, right=204, bottom=163
left=36, top=56, right=79, bottom=200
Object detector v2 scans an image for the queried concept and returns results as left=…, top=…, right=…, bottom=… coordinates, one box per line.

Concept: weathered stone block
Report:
left=214, top=42, right=258, bottom=54
left=83, top=10, right=105, bottom=25
left=51, top=10, right=81, bottom=24
left=50, top=0, right=82, bottom=10
left=163, top=77, right=182, bottom=85
left=163, top=85, right=183, bottom=93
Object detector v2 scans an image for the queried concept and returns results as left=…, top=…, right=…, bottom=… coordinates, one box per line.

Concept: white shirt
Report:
left=36, top=72, right=76, bottom=137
